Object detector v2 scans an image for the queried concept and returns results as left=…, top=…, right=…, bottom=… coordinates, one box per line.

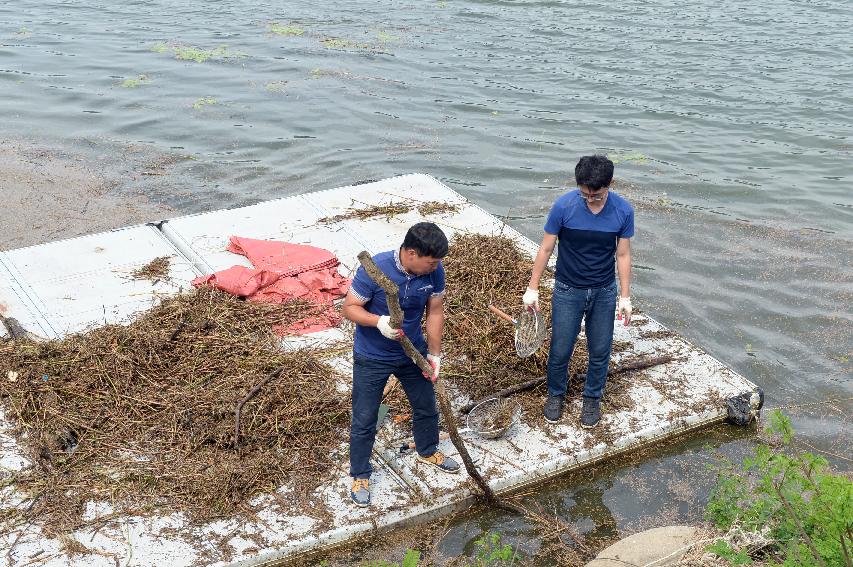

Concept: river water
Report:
left=1, top=0, right=851, bottom=562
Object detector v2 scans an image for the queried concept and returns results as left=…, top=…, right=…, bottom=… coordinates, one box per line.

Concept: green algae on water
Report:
left=321, top=37, right=370, bottom=50
left=151, top=42, right=245, bottom=63
left=608, top=152, right=649, bottom=165
left=309, top=68, right=352, bottom=80
left=376, top=31, right=399, bottom=43
left=192, top=97, right=217, bottom=110
left=264, top=80, right=288, bottom=92
left=269, top=23, right=305, bottom=36
left=118, top=75, right=151, bottom=88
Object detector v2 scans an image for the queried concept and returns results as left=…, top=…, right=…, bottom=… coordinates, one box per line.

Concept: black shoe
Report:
left=543, top=395, right=564, bottom=423
left=581, top=397, right=601, bottom=428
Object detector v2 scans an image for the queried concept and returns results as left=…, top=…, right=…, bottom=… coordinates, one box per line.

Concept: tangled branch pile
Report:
left=0, top=288, right=350, bottom=536
left=441, top=234, right=591, bottom=400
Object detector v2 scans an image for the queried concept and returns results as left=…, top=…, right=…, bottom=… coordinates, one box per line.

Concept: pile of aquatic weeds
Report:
left=441, top=234, right=589, bottom=399
left=0, top=287, right=350, bottom=537
left=381, top=233, right=631, bottom=424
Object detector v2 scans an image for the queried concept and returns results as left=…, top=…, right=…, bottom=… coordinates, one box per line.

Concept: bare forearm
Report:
left=342, top=303, right=380, bottom=327
left=527, top=244, right=554, bottom=289
left=616, top=254, right=632, bottom=298
left=425, top=312, right=443, bottom=355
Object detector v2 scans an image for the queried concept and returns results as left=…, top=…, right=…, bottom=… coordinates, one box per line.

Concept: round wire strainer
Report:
left=488, top=304, right=546, bottom=358
left=466, top=397, right=520, bottom=440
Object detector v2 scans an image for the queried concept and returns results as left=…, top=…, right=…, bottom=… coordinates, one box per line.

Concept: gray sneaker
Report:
left=350, top=478, right=370, bottom=507
left=581, top=397, right=601, bottom=428
left=417, top=451, right=460, bottom=474
left=543, top=395, right=564, bottom=423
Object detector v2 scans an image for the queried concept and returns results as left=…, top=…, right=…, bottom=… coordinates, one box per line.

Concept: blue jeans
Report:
left=350, top=353, right=439, bottom=479
left=546, top=279, right=618, bottom=400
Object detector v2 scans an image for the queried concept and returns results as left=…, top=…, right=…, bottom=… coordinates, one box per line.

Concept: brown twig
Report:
left=772, top=481, right=827, bottom=567
left=234, top=367, right=285, bottom=449
left=840, top=530, right=851, bottom=567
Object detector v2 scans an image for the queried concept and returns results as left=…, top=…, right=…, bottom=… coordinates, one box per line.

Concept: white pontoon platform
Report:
left=0, top=174, right=762, bottom=566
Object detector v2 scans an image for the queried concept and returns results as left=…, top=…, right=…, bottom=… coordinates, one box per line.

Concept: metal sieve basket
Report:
left=466, top=397, right=520, bottom=440
left=488, top=304, right=547, bottom=358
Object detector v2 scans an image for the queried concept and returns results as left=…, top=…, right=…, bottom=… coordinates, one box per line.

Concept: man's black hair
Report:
left=402, top=222, right=449, bottom=258
left=574, top=155, right=614, bottom=190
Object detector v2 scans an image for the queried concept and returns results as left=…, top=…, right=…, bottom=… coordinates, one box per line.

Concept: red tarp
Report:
left=192, top=236, right=350, bottom=335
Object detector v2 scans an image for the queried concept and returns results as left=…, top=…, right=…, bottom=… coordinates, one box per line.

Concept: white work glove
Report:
left=522, top=287, right=539, bottom=311
left=424, top=353, right=441, bottom=383
left=617, top=297, right=632, bottom=326
left=377, top=315, right=404, bottom=340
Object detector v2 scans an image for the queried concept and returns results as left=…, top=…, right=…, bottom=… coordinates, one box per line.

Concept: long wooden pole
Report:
left=460, top=355, right=674, bottom=414
left=356, top=251, right=501, bottom=504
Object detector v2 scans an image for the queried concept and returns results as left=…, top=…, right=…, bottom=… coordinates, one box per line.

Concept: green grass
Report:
left=192, top=97, right=217, bottom=110
left=270, top=23, right=305, bottom=36
left=119, top=75, right=150, bottom=88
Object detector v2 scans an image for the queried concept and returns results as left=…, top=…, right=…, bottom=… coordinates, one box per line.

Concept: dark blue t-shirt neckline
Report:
left=544, top=188, right=635, bottom=289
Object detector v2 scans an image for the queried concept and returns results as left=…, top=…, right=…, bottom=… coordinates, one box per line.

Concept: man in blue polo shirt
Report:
left=342, top=222, right=460, bottom=507
left=524, top=155, right=634, bottom=428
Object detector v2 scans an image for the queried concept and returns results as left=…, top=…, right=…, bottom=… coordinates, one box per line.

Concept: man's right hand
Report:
left=522, top=287, right=539, bottom=311
left=377, top=315, right=404, bottom=340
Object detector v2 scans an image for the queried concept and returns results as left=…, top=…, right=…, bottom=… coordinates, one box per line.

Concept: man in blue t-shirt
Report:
left=342, top=222, right=460, bottom=507
left=524, top=155, right=634, bottom=428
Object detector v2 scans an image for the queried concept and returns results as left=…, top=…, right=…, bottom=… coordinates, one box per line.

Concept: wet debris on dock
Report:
left=129, top=255, right=172, bottom=282
left=0, top=288, right=349, bottom=537
left=317, top=200, right=460, bottom=224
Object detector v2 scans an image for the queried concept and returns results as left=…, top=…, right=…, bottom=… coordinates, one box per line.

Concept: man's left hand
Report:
left=424, top=353, right=441, bottom=383
left=617, top=296, right=632, bottom=326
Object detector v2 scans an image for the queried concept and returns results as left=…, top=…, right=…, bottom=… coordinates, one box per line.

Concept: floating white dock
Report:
left=0, top=174, right=762, bottom=566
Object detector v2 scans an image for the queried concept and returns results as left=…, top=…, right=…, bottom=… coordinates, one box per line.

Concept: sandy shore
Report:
left=0, top=139, right=172, bottom=251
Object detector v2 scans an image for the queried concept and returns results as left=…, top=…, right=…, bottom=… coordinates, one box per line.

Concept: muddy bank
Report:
left=0, top=139, right=172, bottom=251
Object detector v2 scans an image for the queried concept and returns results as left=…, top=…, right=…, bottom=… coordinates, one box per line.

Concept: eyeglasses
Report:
left=579, top=189, right=608, bottom=202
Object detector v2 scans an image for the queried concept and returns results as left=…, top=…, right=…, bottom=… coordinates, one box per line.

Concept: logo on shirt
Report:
left=417, top=284, right=434, bottom=293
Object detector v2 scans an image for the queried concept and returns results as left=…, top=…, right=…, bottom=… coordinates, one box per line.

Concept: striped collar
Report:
left=393, top=248, right=411, bottom=275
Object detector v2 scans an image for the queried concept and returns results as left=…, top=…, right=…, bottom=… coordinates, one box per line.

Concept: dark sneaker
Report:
left=581, top=397, right=601, bottom=428
left=350, top=478, right=370, bottom=507
left=543, top=395, right=564, bottom=423
left=417, top=451, right=460, bottom=474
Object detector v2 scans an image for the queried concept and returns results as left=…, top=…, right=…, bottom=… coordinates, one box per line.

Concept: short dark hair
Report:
left=402, top=222, right=448, bottom=258
left=574, top=155, right=614, bottom=190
